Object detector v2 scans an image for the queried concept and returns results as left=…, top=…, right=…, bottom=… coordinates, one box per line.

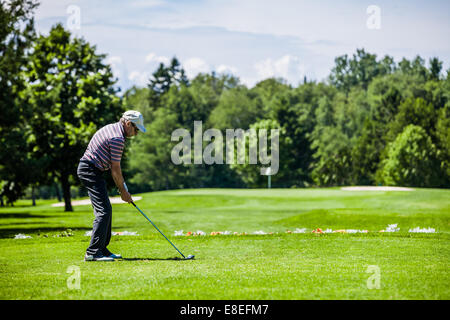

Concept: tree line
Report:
left=124, top=51, right=449, bottom=193
left=1, top=1, right=449, bottom=211
left=1, top=1, right=122, bottom=210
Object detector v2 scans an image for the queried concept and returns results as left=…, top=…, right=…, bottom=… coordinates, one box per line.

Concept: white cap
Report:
left=122, top=110, right=146, bottom=133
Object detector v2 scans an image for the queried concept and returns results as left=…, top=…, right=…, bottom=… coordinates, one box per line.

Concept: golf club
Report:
left=131, top=201, right=195, bottom=260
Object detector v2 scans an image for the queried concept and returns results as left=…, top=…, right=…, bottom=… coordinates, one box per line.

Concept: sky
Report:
left=34, top=0, right=450, bottom=92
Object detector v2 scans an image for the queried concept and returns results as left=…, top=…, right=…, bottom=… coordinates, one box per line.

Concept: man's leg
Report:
left=77, top=161, right=112, bottom=257
left=86, top=182, right=112, bottom=256
left=103, top=209, right=112, bottom=254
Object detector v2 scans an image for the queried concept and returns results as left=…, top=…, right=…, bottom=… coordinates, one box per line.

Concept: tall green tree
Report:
left=0, top=0, right=39, bottom=205
left=429, top=57, right=443, bottom=81
left=398, top=56, right=429, bottom=81
left=379, top=125, right=443, bottom=187
left=230, top=119, right=291, bottom=187
left=251, top=78, right=291, bottom=115
left=386, top=97, right=437, bottom=143
left=147, top=57, right=189, bottom=110
left=310, top=93, right=353, bottom=186
left=22, top=24, right=123, bottom=211
left=190, top=72, right=240, bottom=125
left=128, top=106, right=182, bottom=191
left=270, top=83, right=334, bottom=186
left=108, top=49, right=450, bottom=191
left=435, top=104, right=450, bottom=183
left=209, top=86, right=262, bottom=130
left=329, top=49, right=395, bottom=93
left=309, top=84, right=371, bottom=186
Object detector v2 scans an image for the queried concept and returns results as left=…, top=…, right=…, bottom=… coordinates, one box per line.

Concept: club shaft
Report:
left=132, top=202, right=185, bottom=258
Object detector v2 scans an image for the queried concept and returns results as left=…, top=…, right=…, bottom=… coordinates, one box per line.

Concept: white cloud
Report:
left=130, top=0, right=166, bottom=8
left=106, top=56, right=123, bottom=77
left=239, top=76, right=258, bottom=88
left=183, top=57, right=210, bottom=78
left=254, top=55, right=305, bottom=84
left=106, top=56, right=122, bottom=64
left=128, top=70, right=149, bottom=87
left=34, top=0, right=74, bottom=19
left=216, top=64, right=238, bottom=75
left=33, top=1, right=450, bottom=90
left=145, top=53, right=170, bottom=65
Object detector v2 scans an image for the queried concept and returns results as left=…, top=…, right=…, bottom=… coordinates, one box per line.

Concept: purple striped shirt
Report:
left=81, top=122, right=126, bottom=171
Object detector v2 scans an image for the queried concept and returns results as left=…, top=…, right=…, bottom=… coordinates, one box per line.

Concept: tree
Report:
left=123, top=86, right=150, bottom=115
left=22, top=24, right=123, bottom=211
left=208, top=86, right=261, bottom=130
left=379, top=125, right=443, bottom=187
left=0, top=0, right=39, bottom=205
left=128, top=84, right=208, bottom=191
left=166, top=85, right=207, bottom=127
left=251, top=77, right=291, bottom=115
left=128, top=106, right=182, bottom=191
left=368, top=80, right=402, bottom=128
left=429, top=57, right=443, bottom=81
left=350, top=118, right=383, bottom=185
left=309, top=86, right=370, bottom=186
left=435, top=104, right=450, bottom=185
left=190, top=72, right=241, bottom=125
left=329, top=49, right=395, bottom=92
left=230, top=119, right=289, bottom=188
left=398, top=56, right=429, bottom=81
left=268, top=83, right=335, bottom=186
left=386, top=97, right=437, bottom=143
left=147, top=57, right=189, bottom=110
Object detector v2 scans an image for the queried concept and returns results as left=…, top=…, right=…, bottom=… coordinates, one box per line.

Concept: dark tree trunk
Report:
left=61, top=172, right=73, bottom=212
left=0, top=196, right=3, bottom=207
left=31, top=186, right=36, bottom=206
left=55, top=183, right=62, bottom=202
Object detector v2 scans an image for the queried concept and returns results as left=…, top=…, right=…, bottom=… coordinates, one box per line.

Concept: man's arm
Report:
left=111, top=161, right=133, bottom=203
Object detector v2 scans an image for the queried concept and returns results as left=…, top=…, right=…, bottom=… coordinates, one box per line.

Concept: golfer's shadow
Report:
left=122, top=257, right=189, bottom=261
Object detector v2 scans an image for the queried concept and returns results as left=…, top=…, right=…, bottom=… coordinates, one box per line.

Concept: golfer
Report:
left=77, top=110, right=146, bottom=261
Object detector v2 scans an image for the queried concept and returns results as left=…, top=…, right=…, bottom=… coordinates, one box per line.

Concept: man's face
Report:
left=125, top=120, right=139, bottom=137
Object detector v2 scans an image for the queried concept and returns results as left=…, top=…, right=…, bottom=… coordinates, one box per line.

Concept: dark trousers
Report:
left=77, top=160, right=112, bottom=256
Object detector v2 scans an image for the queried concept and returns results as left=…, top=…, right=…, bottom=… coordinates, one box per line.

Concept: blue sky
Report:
left=34, top=0, right=450, bottom=91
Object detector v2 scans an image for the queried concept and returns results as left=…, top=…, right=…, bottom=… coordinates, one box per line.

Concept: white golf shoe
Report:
left=84, top=254, right=114, bottom=262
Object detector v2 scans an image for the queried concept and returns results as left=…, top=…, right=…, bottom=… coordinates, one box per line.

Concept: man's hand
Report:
left=111, top=161, right=133, bottom=203
left=120, top=190, right=133, bottom=203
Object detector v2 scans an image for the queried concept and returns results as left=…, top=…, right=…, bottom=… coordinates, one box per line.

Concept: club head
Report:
left=185, top=255, right=195, bottom=260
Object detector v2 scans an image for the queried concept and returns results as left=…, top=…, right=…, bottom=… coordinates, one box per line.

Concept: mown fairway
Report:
left=0, top=188, right=449, bottom=299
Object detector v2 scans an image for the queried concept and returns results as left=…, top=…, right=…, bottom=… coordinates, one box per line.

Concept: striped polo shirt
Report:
left=80, top=122, right=126, bottom=171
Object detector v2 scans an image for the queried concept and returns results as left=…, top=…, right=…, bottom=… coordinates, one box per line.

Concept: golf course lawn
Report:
left=0, top=188, right=449, bottom=300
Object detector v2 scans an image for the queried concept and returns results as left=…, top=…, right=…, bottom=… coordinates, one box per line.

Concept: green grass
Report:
left=0, top=187, right=449, bottom=299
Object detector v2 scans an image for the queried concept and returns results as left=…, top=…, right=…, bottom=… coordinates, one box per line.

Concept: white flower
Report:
left=293, top=228, right=307, bottom=233
left=408, top=227, right=436, bottom=233
left=323, top=229, right=333, bottom=233
left=174, top=230, right=184, bottom=236
left=112, top=231, right=139, bottom=236
left=385, top=224, right=400, bottom=232
left=14, top=233, right=31, bottom=239
left=195, top=230, right=206, bottom=236
left=253, top=230, right=267, bottom=235
left=223, top=231, right=232, bottom=235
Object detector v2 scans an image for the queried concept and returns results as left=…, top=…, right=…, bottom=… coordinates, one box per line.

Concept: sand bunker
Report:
left=51, top=196, right=142, bottom=207
left=341, top=186, right=414, bottom=191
